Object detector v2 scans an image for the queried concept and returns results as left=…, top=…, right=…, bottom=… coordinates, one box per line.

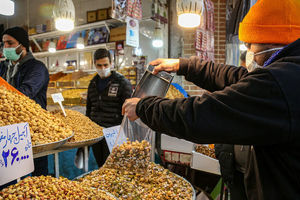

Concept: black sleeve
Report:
left=178, top=56, right=248, bottom=92
left=136, top=70, right=290, bottom=145
left=17, top=62, right=49, bottom=99
left=86, top=86, right=92, bottom=117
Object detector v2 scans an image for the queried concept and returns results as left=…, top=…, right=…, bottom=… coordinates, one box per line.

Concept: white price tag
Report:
left=103, top=125, right=127, bottom=152
left=51, top=93, right=64, bottom=103
left=51, top=93, right=66, bottom=117
left=0, top=123, right=34, bottom=185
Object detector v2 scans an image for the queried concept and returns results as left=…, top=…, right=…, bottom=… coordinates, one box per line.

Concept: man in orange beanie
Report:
left=122, top=0, right=300, bottom=199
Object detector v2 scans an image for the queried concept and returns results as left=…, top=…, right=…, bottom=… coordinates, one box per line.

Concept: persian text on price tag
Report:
left=51, top=93, right=64, bottom=103
left=103, top=125, right=126, bottom=152
left=0, top=123, right=34, bottom=185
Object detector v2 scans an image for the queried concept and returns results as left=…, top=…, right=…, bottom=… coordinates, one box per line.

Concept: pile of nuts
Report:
left=165, top=85, right=185, bottom=99
left=195, top=145, right=216, bottom=159
left=0, top=176, right=116, bottom=200
left=104, top=140, right=151, bottom=173
left=77, top=140, right=194, bottom=199
left=78, top=163, right=193, bottom=199
left=52, top=109, right=103, bottom=142
left=0, top=87, right=73, bottom=145
left=77, top=73, right=97, bottom=81
left=62, top=89, right=87, bottom=99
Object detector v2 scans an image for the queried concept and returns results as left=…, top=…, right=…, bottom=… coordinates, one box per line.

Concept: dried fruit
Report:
left=0, top=176, right=116, bottom=199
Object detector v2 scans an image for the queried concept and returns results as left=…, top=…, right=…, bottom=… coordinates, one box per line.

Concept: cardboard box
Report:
left=109, top=26, right=126, bottom=42
left=161, top=134, right=195, bottom=154
left=97, top=9, right=108, bottom=21
left=190, top=151, right=221, bottom=175
left=163, top=150, right=192, bottom=165
left=87, top=10, right=97, bottom=23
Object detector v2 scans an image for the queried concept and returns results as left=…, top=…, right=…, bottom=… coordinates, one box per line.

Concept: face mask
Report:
left=3, top=44, right=23, bottom=61
left=96, top=67, right=111, bottom=78
left=246, top=47, right=283, bottom=72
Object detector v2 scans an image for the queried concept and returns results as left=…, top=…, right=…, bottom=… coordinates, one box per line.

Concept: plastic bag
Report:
left=103, top=66, right=173, bottom=173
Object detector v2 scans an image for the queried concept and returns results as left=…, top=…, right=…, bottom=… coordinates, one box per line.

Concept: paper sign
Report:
left=51, top=93, right=66, bottom=117
left=126, top=17, right=139, bottom=48
left=51, top=93, right=64, bottom=103
left=103, top=125, right=127, bottom=152
left=0, top=123, right=34, bottom=185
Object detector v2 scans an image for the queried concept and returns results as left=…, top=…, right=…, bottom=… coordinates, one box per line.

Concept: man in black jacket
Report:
left=86, top=48, right=132, bottom=167
left=0, top=27, right=49, bottom=176
left=122, top=0, right=300, bottom=199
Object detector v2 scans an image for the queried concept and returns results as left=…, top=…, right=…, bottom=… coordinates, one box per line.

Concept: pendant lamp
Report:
left=152, top=24, right=163, bottom=48
left=53, top=0, right=75, bottom=31
left=177, top=0, right=204, bottom=28
left=0, top=0, right=14, bottom=16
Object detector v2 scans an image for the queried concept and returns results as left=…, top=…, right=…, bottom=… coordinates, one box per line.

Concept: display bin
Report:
left=190, top=150, right=221, bottom=175
left=162, top=150, right=192, bottom=165
left=48, top=81, right=56, bottom=88
left=75, top=80, right=90, bottom=88
left=56, top=81, right=76, bottom=88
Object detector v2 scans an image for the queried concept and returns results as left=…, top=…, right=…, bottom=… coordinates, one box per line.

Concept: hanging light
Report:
left=177, top=0, right=204, bottom=28
left=48, top=40, right=56, bottom=53
left=53, top=0, right=75, bottom=31
left=76, top=33, right=84, bottom=49
left=152, top=26, right=163, bottom=48
left=0, top=0, right=14, bottom=16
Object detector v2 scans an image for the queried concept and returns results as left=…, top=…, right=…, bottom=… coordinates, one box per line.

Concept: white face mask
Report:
left=246, top=47, right=283, bottom=72
left=96, top=67, right=111, bottom=78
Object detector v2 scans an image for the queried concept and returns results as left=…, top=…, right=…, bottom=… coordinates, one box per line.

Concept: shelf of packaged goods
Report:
left=29, top=19, right=123, bottom=41
left=32, top=42, right=116, bottom=57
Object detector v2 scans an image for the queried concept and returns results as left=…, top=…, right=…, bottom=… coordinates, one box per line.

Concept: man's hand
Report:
left=122, top=98, right=141, bottom=121
left=149, top=58, right=180, bottom=75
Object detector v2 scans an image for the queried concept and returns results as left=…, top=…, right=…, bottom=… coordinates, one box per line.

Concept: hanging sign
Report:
left=0, top=123, right=34, bottom=185
left=51, top=93, right=67, bottom=117
left=103, top=125, right=127, bottom=152
left=126, top=17, right=139, bottom=48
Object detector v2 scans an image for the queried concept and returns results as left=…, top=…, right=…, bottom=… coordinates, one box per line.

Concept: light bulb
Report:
left=152, top=40, right=163, bottom=48
left=0, top=0, right=14, bottom=16
left=178, top=13, right=200, bottom=28
left=55, top=18, right=74, bottom=32
left=152, top=27, right=163, bottom=48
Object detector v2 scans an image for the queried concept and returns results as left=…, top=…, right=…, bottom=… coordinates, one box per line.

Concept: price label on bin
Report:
left=103, top=125, right=127, bottom=152
left=0, top=123, right=34, bottom=185
left=51, top=93, right=64, bottom=103
left=51, top=93, right=67, bottom=117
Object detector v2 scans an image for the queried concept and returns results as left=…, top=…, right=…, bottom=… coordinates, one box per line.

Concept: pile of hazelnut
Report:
left=0, top=87, right=73, bottom=145
left=52, top=109, right=103, bottom=142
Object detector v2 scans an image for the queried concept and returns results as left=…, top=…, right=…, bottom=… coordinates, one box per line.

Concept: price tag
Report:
left=51, top=93, right=64, bottom=103
left=51, top=93, right=66, bottom=117
left=103, top=125, right=127, bottom=152
left=0, top=123, right=34, bottom=186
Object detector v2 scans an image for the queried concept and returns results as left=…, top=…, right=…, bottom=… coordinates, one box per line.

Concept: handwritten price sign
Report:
left=0, top=123, right=34, bottom=185
left=103, top=125, right=127, bottom=152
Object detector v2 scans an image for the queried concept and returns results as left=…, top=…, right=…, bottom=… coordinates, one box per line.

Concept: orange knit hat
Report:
left=239, top=0, right=300, bottom=44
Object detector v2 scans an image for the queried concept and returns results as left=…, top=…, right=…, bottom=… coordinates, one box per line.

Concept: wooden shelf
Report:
left=29, top=19, right=123, bottom=40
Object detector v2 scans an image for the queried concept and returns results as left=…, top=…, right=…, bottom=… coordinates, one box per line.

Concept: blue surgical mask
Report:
left=3, top=44, right=23, bottom=61
left=246, top=47, right=283, bottom=72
